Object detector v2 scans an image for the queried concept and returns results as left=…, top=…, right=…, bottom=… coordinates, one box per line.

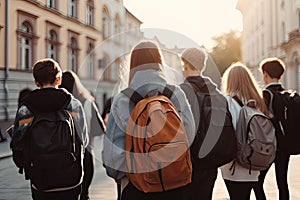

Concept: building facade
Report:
left=0, top=0, right=142, bottom=122
left=237, top=0, right=300, bottom=90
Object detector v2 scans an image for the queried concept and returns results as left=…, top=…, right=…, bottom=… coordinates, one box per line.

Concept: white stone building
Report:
left=237, top=0, right=300, bottom=90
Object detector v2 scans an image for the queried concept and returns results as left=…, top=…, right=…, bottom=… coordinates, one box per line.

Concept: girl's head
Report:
left=222, top=62, right=268, bottom=115
left=129, top=41, right=163, bottom=82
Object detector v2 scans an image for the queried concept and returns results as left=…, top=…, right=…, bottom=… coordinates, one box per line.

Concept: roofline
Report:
left=125, top=7, right=143, bottom=24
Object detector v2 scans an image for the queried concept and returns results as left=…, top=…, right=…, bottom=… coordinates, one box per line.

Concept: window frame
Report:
left=68, top=35, right=79, bottom=72
left=68, top=0, right=77, bottom=18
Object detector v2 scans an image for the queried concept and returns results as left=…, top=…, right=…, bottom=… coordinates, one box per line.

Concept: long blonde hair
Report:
left=222, top=62, right=268, bottom=115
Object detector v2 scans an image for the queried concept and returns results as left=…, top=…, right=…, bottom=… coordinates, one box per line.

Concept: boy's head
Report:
left=259, top=57, right=285, bottom=79
left=32, top=58, right=62, bottom=88
left=181, top=48, right=207, bottom=77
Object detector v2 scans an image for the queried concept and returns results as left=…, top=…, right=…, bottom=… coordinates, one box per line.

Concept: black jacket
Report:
left=263, top=83, right=286, bottom=150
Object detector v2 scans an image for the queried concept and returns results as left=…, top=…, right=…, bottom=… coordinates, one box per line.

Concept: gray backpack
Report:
left=233, top=97, right=276, bottom=172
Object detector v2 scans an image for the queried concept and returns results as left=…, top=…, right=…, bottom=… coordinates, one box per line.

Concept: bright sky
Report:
left=123, top=0, right=243, bottom=49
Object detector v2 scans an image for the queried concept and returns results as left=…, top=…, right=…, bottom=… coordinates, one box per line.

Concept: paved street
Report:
left=1, top=135, right=300, bottom=199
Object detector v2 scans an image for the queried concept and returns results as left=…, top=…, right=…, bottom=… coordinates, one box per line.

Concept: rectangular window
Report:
left=21, top=37, right=32, bottom=70
left=299, top=11, right=300, bottom=28
left=68, top=0, right=77, bottom=18
left=46, top=0, right=56, bottom=8
left=86, top=5, right=93, bottom=25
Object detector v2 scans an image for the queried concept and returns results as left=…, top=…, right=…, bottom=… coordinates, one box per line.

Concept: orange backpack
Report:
left=122, top=85, right=192, bottom=193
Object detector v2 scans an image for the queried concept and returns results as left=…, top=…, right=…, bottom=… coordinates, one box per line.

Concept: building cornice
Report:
left=281, top=38, right=300, bottom=51
left=125, top=7, right=142, bottom=24
left=236, top=0, right=253, bottom=13
left=281, top=29, right=300, bottom=51
left=21, top=0, right=102, bottom=34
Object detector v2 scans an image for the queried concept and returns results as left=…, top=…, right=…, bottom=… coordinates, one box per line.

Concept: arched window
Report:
left=20, top=22, right=33, bottom=70
left=68, top=37, right=78, bottom=72
left=47, top=30, right=58, bottom=60
left=86, top=0, right=94, bottom=26
left=298, top=10, right=300, bottom=28
left=87, top=42, right=94, bottom=78
left=114, top=14, right=121, bottom=44
left=102, top=6, right=111, bottom=39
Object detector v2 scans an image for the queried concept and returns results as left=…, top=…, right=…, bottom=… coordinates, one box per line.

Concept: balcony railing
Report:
left=288, top=29, right=300, bottom=41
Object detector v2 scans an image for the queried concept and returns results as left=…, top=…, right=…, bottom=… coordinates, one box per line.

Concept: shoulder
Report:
left=168, top=85, right=190, bottom=112
left=171, top=84, right=187, bottom=98
left=67, top=97, right=84, bottom=113
left=17, top=104, right=32, bottom=117
left=226, top=95, right=241, bottom=111
left=110, top=91, right=131, bottom=119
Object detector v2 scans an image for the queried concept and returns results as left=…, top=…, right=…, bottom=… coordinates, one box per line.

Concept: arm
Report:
left=172, top=86, right=196, bottom=144
left=68, top=98, right=89, bottom=148
left=10, top=105, right=33, bottom=169
left=102, top=94, right=128, bottom=182
left=225, top=96, right=240, bottom=130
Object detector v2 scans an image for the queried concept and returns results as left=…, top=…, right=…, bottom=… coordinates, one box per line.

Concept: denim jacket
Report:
left=103, top=67, right=195, bottom=182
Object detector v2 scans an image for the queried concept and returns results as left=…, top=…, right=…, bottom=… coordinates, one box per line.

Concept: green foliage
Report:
left=208, top=30, right=241, bottom=75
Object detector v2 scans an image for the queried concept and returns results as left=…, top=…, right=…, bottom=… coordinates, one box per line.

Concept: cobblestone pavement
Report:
left=1, top=135, right=300, bottom=199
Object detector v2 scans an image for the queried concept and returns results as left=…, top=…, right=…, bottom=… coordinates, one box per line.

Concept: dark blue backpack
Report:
left=266, top=89, right=300, bottom=155
left=22, top=100, right=83, bottom=192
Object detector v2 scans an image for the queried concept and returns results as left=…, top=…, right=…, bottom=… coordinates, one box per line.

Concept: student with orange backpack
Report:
left=103, top=41, right=195, bottom=200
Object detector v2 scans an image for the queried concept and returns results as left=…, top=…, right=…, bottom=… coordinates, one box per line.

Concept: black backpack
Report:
left=22, top=99, right=83, bottom=192
left=184, top=81, right=237, bottom=169
left=265, top=89, right=300, bottom=155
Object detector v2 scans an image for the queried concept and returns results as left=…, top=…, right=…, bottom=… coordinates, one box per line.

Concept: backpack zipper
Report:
left=284, top=106, right=287, bottom=120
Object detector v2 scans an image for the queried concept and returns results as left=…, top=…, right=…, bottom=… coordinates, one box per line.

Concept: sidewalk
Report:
left=1, top=132, right=300, bottom=199
left=0, top=122, right=12, bottom=159
left=0, top=120, right=13, bottom=159
left=0, top=138, right=11, bottom=159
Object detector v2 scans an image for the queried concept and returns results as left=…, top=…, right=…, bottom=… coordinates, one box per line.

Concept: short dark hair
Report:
left=259, top=57, right=285, bottom=79
left=33, top=58, right=62, bottom=86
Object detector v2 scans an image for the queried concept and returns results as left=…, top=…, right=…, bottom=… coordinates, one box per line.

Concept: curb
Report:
left=0, top=153, right=12, bottom=160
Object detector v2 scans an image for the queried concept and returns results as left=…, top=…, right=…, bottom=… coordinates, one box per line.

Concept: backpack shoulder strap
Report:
left=122, top=85, right=175, bottom=104
left=263, top=89, right=274, bottom=114
left=233, top=96, right=244, bottom=107
left=91, top=101, right=106, bottom=133
left=162, top=84, right=175, bottom=99
left=122, top=88, right=144, bottom=105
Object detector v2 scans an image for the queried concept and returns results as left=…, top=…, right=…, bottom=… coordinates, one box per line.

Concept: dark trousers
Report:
left=253, top=150, right=291, bottom=200
left=121, top=182, right=185, bottom=200
left=224, top=180, right=257, bottom=200
left=81, top=149, right=94, bottom=200
left=182, top=168, right=218, bottom=200
left=31, top=185, right=81, bottom=200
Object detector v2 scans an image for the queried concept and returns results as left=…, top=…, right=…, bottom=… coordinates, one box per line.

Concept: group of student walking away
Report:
left=9, top=40, right=299, bottom=200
